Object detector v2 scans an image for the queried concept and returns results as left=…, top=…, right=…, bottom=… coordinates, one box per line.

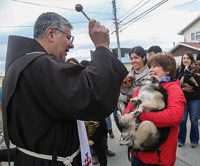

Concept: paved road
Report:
left=2, top=117, right=200, bottom=166
left=103, top=116, right=200, bottom=166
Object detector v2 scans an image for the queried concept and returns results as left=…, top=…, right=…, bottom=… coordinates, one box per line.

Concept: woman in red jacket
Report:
left=124, top=53, right=186, bottom=166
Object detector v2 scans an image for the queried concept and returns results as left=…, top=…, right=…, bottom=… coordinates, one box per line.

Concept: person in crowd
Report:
left=89, top=119, right=115, bottom=166
left=196, top=51, right=200, bottom=66
left=0, top=91, right=16, bottom=164
left=113, top=46, right=149, bottom=132
left=176, top=51, right=200, bottom=148
left=2, top=12, right=128, bottom=166
left=124, top=53, right=186, bottom=166
left=147, top=45, right=162, bottom=58
left=195, top=51, right=200, bottom=124
left=105, top=116, right=115, bottom=138
left=80, top=60, right=115, bottom=165
left=66, top=57, right=80, bottom=65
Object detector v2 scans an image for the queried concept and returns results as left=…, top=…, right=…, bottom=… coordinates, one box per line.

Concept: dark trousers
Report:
left=131, top=157, right=160, bottom=166
left=113, top=107, right=122, bottom=132
left=0, top=148, right=16, bottom=162
left=91, top=135, right=107, bottom=166
left=178, top=100, right=200, bottom=144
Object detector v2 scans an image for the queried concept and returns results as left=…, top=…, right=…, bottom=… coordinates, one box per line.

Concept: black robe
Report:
left=2, top=36, right=128, bottom=166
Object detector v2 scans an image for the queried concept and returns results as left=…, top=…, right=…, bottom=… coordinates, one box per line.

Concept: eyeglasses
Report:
left=54, top=28, right=74, bottom=44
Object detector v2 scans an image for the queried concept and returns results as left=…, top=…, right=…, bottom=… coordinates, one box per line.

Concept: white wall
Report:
left=123, top=63, right=132, bottom=72
left=174, top=55, right=197, bottom=67
left=182, top=20, right=200, bottom=42
left=174, top=56, right=182, bottom=66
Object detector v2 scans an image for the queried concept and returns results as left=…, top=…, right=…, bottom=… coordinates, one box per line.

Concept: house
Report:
left=111, top=48, right=149, bottom=71
left=112, top=48, right=132, bottom=71
left=169, top=14, right=200, bottom=65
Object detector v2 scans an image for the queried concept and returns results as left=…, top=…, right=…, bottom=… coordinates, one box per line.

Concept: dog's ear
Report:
left=129, top=76, right=135, bottom=86
left=121, top=82, right=125, bottom=91
left=194, top=63, right=199, bottom=72
left=188, top=64, right=192, bottom=71
left=151, top=75, right=159, bottom=84
left=117, top=110, right=122, bottom=118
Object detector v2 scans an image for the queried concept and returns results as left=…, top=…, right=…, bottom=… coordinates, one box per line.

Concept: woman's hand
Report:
left=182, top=85, right=193, bottom=92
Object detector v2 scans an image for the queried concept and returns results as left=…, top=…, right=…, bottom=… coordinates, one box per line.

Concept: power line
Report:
left=138, top=0, right=199, bottom=21
left=0, top=25, right=33, bottom=28
left=72, top=26, right=118, bottom=60
left=73, top=44, right=94, bottom=60
left=118, top=0, right=145, bottom=19
left=138, top=8, right=200, bottom=25
left=12, top=0, right=112, bottom=15
left=119, top=0, right=150, bottom=23
left=118, top=0, right=200, bottom=28
left=0, top=18, right=112, bottom=29
left=119, top=0, right=168, bottom=31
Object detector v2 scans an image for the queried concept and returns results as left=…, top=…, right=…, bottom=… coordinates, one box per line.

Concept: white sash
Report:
left=77, top=120, right=92, bottom=166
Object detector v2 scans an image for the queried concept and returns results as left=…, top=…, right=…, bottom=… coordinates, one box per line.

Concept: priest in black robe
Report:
left=2, top=12, right=128, bottom=166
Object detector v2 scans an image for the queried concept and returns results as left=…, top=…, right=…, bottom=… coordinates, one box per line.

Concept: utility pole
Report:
left=112, top=0, right=122, bottom=61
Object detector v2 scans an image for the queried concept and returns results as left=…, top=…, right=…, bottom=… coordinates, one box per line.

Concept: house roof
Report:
left=178, top=14, right=200, bottom=35
left=169, top=42, right=200, bottom=52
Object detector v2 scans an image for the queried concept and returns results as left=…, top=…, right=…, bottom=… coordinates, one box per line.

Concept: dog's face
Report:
left=122, top=76, right=135, bottom=88
left=189, top=63, right=199, bottom=73
left=117, top=111, right=135, bottom=127
left=134, top=75, right=160, bottom=88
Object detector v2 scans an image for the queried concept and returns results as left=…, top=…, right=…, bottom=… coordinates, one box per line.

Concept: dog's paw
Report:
left=132, top=110, right=141, bottom=116
left=119, top=137, right=133, bottom=146
left=130, top=98, right=137, bottom=105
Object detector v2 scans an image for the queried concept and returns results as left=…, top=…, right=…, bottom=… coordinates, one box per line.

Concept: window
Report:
left=191, top=33, right=195, bottom=40
left=196, top=31, right=200, bottom=40
left=191, top=31, right=200, bottom=41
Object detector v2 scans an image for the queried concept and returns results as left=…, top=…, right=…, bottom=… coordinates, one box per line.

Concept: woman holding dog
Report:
left=119, top=46, right=149, bottom=104
left=114, top=46, right=149, bottom=132
left=176, top=52, right=200, bottom=148
left=128, top=46, right=149, bottom=88
left=124, top=53, right=186, bottom=166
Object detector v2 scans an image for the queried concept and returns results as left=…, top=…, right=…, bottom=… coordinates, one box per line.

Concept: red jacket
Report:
left=124, top=80, right=186, bottom=166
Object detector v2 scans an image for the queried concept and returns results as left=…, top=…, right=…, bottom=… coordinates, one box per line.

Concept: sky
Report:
left=0, top=0, right=200, bottom=76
